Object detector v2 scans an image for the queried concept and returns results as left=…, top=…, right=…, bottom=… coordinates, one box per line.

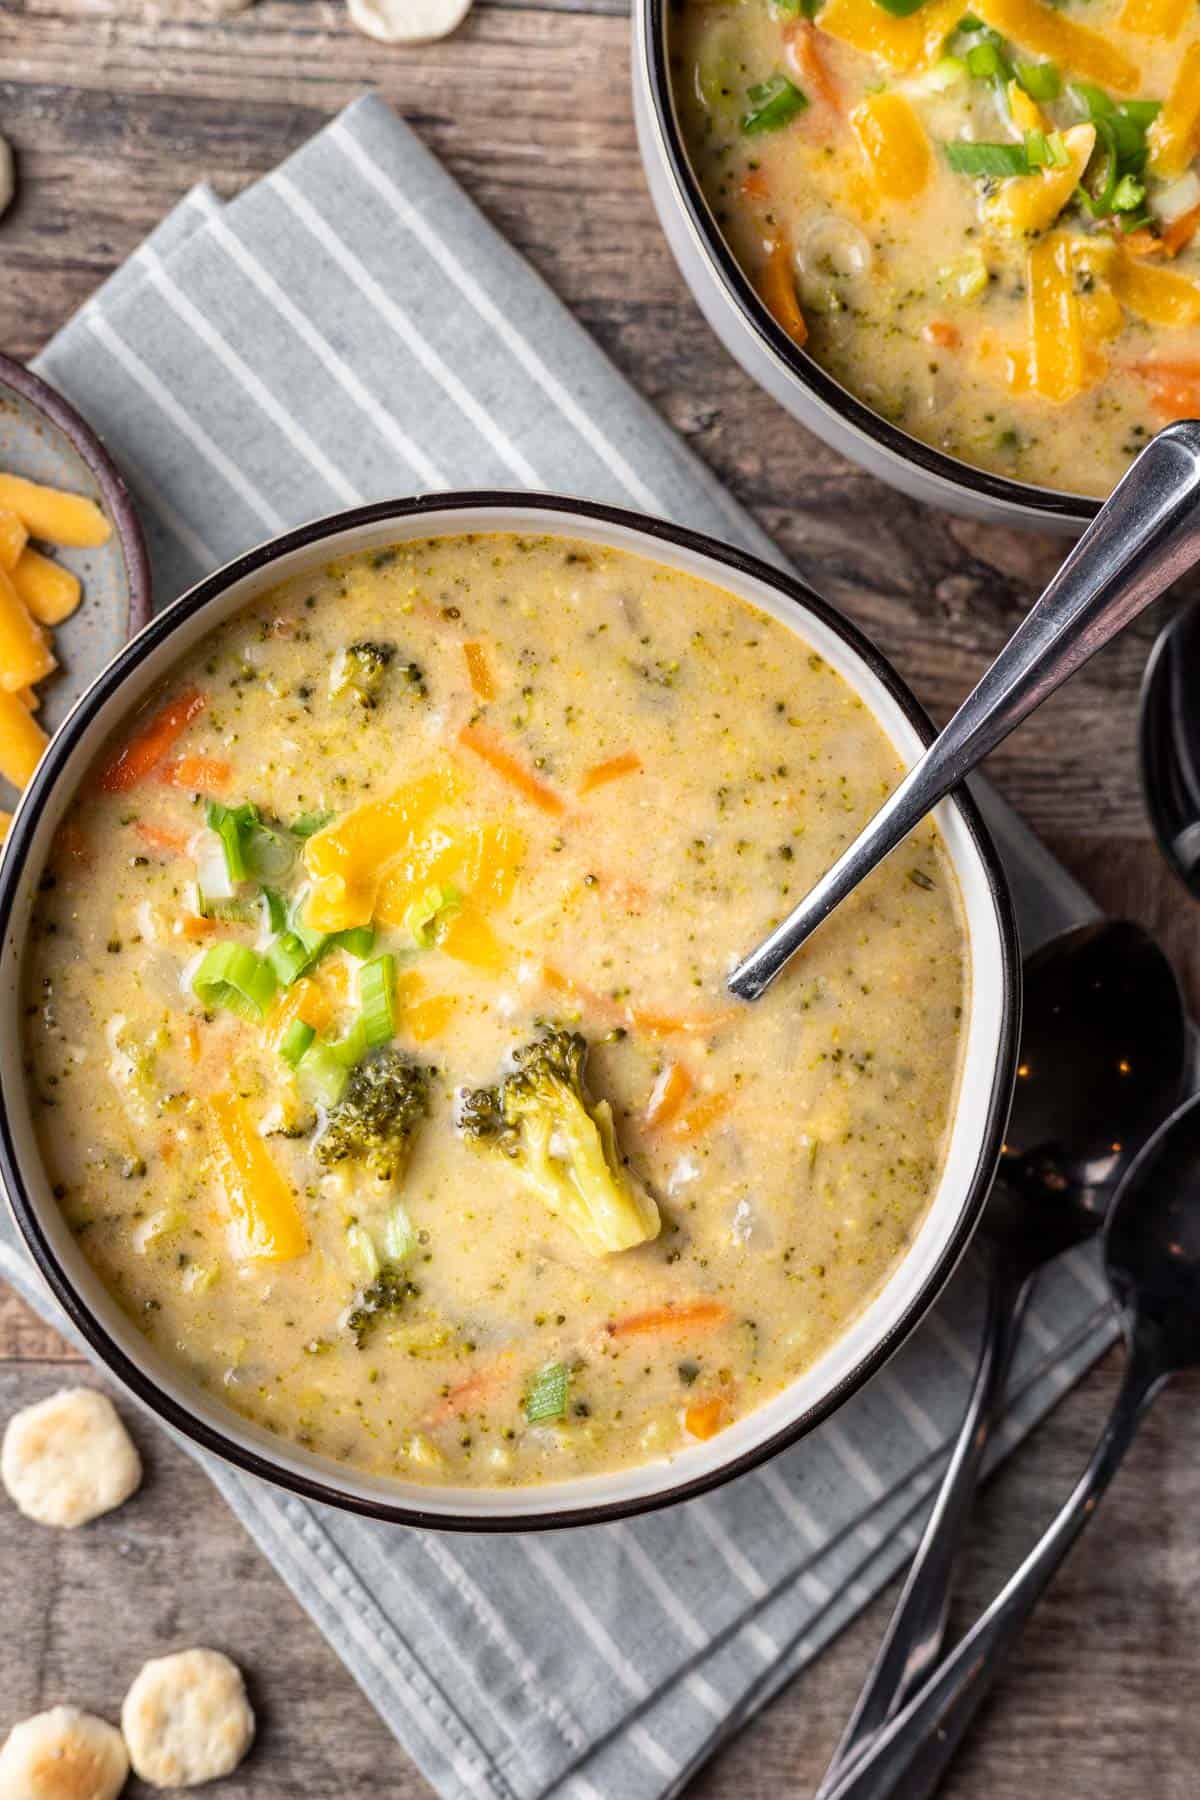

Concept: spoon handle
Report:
left=730, top=420, right=1200, bottom=1002
left=815, top=1255, right=1029, bottom=1795
left=818, top=1324, right=1168, bottom=1800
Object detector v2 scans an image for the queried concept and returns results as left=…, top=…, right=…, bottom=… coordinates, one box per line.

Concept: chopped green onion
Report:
left=268, top=931, right=318, bottom=988
left=925, top=54, right=968, bottom=89
left=404, top=883, right=463, bottom=950
left=966, top=37, right=1011, bottom=80
left=192, top=942, right=277, bottom=1021
left=296, top=1039, right=351, bottom=1108
left=262, top=887, right=288, bottom=933
left=1077, top=115, right=1120, bottom=216
left=279, top=1018, right=316, bottom=1066
left=524, top=1361, right=570, bottom=1424
left=206, top=800, right=253, bottom=884
left=1119, top=98, right=1160, bottom=130
left=944, top=139, right=1030, bottom=177
left=1112, top=172, right=1147, bottom=212
left=359, top=954, right=397, bottom=1049
left=954, top=10, right=985, bottom=25
left=1070, top=79, right=1114, bottom=120
left=741, top=74, right=809, bottom=134
left=330, top=926, right=376, bottom=959
left=382, top=1202, right=417, bottom=1265
left=196, top=887, right=257, bottom=924
left=1014, top=59, right=1060, bottom=100
left=291, top=810, right=333, bottom=839
left=870, top=0, right=928, bottom=15
left=242, top=820, right=296, bottom=884
left=1023, top=128, right=1069, bottom=169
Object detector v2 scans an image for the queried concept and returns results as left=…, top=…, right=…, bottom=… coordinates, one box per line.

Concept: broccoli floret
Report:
left=344, top=1265, right=418, bottom=1348
left=330, top=640, right=427, bottom=707
left=330, top=640, right=396, bottom=708
left=315, top=1048, right=434, bottom=1181
left=459, top=1028, right=660, bottom=1257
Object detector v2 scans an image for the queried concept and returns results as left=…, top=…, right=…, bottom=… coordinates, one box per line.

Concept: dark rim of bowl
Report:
left=0, top=492, right=1021, bottom=1531
left=639, top=0, right=1100, bottom=530
left=0, top=350, right=153, bottom=633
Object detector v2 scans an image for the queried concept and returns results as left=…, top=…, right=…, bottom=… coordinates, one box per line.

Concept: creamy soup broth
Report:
left=671, top=0, right=1200, bottom=497
left=25, top=534, right=967, bottom=1487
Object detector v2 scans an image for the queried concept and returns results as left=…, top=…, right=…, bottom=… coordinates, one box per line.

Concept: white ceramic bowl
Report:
left=632, top=0, right=1098, bottom=534
left=0, top=495, right=1019, bottom=1529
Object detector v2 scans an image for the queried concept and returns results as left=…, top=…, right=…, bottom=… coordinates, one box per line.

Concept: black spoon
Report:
left=818, top=919, right=1188, bottom=1792
left=1139, top=593, right=1200, bottom=900
left=820, top=1084, right=1200, bottom=1800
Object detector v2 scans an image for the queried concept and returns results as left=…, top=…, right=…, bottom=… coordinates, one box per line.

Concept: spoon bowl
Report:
left=1108, top=1091, right=1200, bottom=1364
left=991, top=918, right=1189, bottom=1258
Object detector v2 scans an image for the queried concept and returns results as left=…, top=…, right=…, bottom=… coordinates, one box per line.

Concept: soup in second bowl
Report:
left=24, top=533, right=967, bottom=1487
left=671, top=0, right=1200, bottom=497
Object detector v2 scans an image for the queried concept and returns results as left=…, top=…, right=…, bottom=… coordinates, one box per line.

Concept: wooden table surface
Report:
left=1, top=3, right=1198, bottom=1794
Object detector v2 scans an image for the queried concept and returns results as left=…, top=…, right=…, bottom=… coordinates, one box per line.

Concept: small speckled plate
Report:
left=0, top=351, right=151, bottom=798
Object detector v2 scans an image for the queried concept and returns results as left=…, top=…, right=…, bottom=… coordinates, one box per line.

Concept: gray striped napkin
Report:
left=1, top=92, right=1120, bottom=1800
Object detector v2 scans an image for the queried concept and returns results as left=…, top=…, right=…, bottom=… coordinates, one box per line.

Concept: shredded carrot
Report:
left=1130, top=357, right=1200, bottom=419
left=644, top=1062, right=693, bottom=1129
left=741, top=168, right=770, bottom=202
left=158, top=753, right=232, bottom=795
left=761, top=239, right=808, bottom=347
left=463, top=641, right=497, bottom=701
left=786, top=20, right=842, bottom=113
left=426, top=1358, right=513, bottom=1425
left=99, top=688, right=207, bottom=793
left=54, top=818, right=89, bottom=865
left=684, top=1398, right=726, bottom=1440
left=177, top=914, right=217, bottom=940
left=1126, top=205, right=1200, bottom=260
left=922, top=319, right=961, bottom=350
left=608, top=1300, right=731, bottom=1340
left=541, top=962, right=737, bottom=1038
left=670, top=1088, right=732, bottom=1140
left=134, top=820, right=189, bottom=856
left=184, top=1022, right=202, bottom=1063
left=578, top=751, right=643, bottom=795
left=457, top=723, right=566, bottom=816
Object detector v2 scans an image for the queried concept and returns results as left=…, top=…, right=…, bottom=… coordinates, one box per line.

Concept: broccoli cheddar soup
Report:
left=25, top=534, right=968, bottom=1489
left=671, top=0, right=1200, bottom=497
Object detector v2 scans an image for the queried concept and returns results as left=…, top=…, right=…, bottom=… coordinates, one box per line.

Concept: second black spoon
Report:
left=818, top=917, right=1188, bottom=1793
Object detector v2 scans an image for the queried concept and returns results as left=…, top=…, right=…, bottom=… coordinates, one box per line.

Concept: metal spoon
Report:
left=1139, top=592, right=1200, bottom=900
left=816, top=918, right=1188, bottom=1794
left=729, top=420, right=1200, bottom=1002
left=819, top=1084, right=1200, bottom=1800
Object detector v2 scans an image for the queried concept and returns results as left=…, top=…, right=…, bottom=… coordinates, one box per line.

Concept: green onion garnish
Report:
left=330, top=926, right=376, bottom=959
left=1023, top=129, right=1070, bottom=169
left=192, top=942, right=277, bottom=1020
left=1015, top=59, right=1060, bottom=100
left=359, top=954, right=397, bottom=1049
left=291, top=810, right=334, bottom=839
left=242, top=819, right=296, bottom=884
left=268, top=931, right=319, bottom=988
left=524, top=1361, right=570, bottom=1424
left=869, top=0, right=928, bottom=15
left=966, top=37, right=1010, bottom=81
left=741, top=74, right=809, bottom=134
left=279, top=1018, right=316, bottom=1066
left=944, top=139, right=1030, bottom=177
left=404, top=883, right=463, bottom=950
left=1111, top=172, right=1147, bottom=212
left=262, top=887, right=289, bottom=933
left=206, top=800, right=252, bottom=884
left=296, top=1039, right=351, bottom=1108
left=196, top=888, right=257, bottom=924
